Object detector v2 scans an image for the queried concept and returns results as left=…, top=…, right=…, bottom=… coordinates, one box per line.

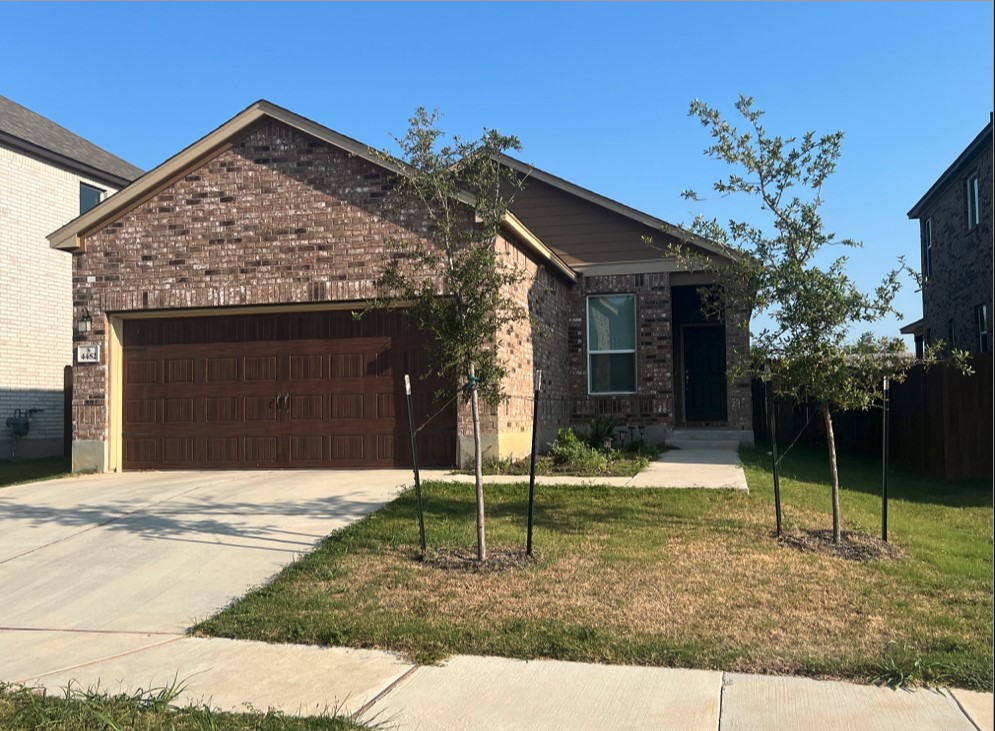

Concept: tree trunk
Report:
left=469, top=363, right=486, bottom=561
left=821, top=402, right=841, bottom=544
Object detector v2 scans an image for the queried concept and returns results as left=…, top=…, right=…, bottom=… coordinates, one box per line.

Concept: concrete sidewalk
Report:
left=424, top=447, right=750, bottom=491
left=3, top=635, right=990, bottom=731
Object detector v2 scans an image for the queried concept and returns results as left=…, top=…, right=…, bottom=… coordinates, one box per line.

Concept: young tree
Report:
left=676, top=95, right=958, bottom=544
left=373, top=108, right=526, bottom=561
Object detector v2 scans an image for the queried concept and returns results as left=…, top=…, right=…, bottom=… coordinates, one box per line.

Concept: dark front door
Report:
left=121, top=310, right=455, bottom=470
left=683, top=325, right=727, bottom=423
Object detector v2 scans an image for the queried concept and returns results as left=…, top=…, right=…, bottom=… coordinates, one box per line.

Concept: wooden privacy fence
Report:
left=752, top=354, right=993, bottom=481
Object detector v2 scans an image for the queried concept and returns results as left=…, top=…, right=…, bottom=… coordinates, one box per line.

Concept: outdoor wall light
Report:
left=76, top=310, right=92, bottom=336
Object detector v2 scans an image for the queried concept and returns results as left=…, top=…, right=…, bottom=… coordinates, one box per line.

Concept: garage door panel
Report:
left=245, top=436, right=279, bottom=463
left=121, top=311, right=455, bottom=470
left=244, top=396, right=279, bottom=421
left=290, top=395, right=325, bottom=420
left=244, top=356, right=278, bottom=382
left=330, top=353, right=364, bottom=378
left=207, top=357, right=239, bottom=382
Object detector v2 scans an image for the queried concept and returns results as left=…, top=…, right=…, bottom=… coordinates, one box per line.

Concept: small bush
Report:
left=551, top=428, right=609, bottom=474
left=580, top=415, right=618, bottom=451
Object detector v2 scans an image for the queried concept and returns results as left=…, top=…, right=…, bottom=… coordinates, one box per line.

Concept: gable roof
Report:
left=45, top=99, right=575, bottom=281
left=497, top=153, right=734, bottom=264
left=907, top=115, right=993, bottom=219
left=0, top=95, right=144, bottom=187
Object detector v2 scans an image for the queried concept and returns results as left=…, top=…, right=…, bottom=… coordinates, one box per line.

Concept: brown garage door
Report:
left=121, top=310, right=456, bottom=470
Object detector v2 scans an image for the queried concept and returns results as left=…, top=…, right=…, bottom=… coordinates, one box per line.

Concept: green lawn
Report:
left=194, top=446, right=993, bottom=690
left=0, top=683, right=366, bottom=730
left=0, top=457, right=71, bottom=488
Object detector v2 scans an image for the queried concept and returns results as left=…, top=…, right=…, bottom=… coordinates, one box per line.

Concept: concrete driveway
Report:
left=0, top=470, right=410, bottom=634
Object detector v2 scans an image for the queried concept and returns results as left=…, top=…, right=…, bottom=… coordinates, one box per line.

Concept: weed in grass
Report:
left=869, top=641, right=953, bottom=690
left=0, top=680, right=368, bottom=730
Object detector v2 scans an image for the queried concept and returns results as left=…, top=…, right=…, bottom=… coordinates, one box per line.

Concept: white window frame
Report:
left=586, top=293, right=637, bottom=395
left=923, top=217, right=932, bottom=279
left=967, top=173, right=980, bottom=230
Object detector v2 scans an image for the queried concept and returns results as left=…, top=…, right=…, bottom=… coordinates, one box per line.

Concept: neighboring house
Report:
left=901, top=115, right=993, bottom=358
left=48, top=100, right=752, bottom=473
left=0, top=95, right=143, bottom=459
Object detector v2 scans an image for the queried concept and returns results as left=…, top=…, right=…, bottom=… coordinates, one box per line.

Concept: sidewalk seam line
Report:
left=717, top=671, right=725, bottom=731
left=0, top=627, right=182, bottom=637
left=947, top=689, right=983, bottom=731
left=351, top=664, right=420, bottom=722
left=12, top=635, right=187, bottom=686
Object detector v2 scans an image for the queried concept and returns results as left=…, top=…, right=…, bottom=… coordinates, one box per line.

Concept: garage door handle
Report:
left=278, top=393, right=290, bottom=411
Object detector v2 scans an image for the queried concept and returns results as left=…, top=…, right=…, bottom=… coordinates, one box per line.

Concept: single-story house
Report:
left=49, top=100, right=752, bottom=473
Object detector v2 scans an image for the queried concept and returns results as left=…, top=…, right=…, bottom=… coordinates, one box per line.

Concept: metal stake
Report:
left=404, top=374, right=427, bottom=557
left=882, top=375, right=889, bottom=543
left=527, top=370, right=542, bottom=557
left=767, top=375, right=783, bottom=537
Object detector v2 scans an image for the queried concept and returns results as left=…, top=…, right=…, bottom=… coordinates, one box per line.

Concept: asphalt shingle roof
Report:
left=0, top=95, right=143, bottom=184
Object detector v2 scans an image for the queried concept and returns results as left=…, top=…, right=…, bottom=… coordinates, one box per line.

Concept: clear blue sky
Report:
left=3, top=2, right=992, bottom=342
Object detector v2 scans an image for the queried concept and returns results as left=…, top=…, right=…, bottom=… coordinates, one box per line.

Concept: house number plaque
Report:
left=76, top=345, right=100, bottom=364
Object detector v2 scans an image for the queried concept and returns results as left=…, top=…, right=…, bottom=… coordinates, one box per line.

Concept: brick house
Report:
left=48, top=101, right=752, bottom=473
left=1, top=95, right=142, bottom=459
left=902, top=116, right=993, bottom=357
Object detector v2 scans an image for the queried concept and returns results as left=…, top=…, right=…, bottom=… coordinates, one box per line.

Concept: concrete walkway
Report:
left=424, top=447, right=750, bottom=491
left=3, top=637, right=990, bottom=731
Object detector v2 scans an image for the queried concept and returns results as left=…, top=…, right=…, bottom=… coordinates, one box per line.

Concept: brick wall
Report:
left=568, top=273, right=676, bottom=439
left=918, top=140, right=993, bottom=354
left=564, top=272, right=752, bottom=439
left=74, top=121, right=451, bottom=445
left=0, top=144, right=120, bottom=457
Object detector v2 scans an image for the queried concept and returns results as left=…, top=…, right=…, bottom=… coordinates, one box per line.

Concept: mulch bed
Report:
left=776, top=528, right=907, bottom=562
left=416, top=546, right=539, bottom=573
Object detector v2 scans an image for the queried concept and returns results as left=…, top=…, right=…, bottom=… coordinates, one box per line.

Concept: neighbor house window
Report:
left=923, top=217, right=932, bottom=279
left=967, top=173, right=980, bottom=230
left=948, top=318, right=957, bottom=352
left=977, top=304, right=990, bottom=352
left=925, top=327, right=933, bottom=347
left=80, top=183, right=103, bottom=214
left=587, top=294, right=636, bottom=393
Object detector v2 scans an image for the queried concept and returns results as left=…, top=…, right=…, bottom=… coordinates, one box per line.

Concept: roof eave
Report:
left=496, top=153, right=736, bottom=262
left=907, top=119, right=994, bottom=219
left=0, top=130, right=136, bottom=190
left=501, top=212, right=578, bottom=283
left=48, top=100, right=419, bottom=252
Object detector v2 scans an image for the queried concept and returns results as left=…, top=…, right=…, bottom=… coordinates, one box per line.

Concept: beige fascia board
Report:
left=48, top=99, right=477, bottom=251
left=48, top=104, right=270, bottom=251
left=501, top=212, right=577, bottom=282
left=574, top=258, right=729, bottom=277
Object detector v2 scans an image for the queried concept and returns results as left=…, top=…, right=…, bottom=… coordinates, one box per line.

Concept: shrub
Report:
left=550, top=428, right=609, bottom=474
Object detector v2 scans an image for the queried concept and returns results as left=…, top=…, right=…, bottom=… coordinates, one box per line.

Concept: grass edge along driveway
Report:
left=193, top=446, right=993, bottom=692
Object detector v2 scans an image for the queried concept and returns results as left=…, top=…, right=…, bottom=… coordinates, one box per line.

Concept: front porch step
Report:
left=666, top=428, right=754, bottom=451
left=667, top=439, right=741, bottom=451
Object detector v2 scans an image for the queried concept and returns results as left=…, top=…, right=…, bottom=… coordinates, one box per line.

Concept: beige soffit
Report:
left=496, top=153, right=738, bottom=263
left=47, top=99, right=476, bottom=252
